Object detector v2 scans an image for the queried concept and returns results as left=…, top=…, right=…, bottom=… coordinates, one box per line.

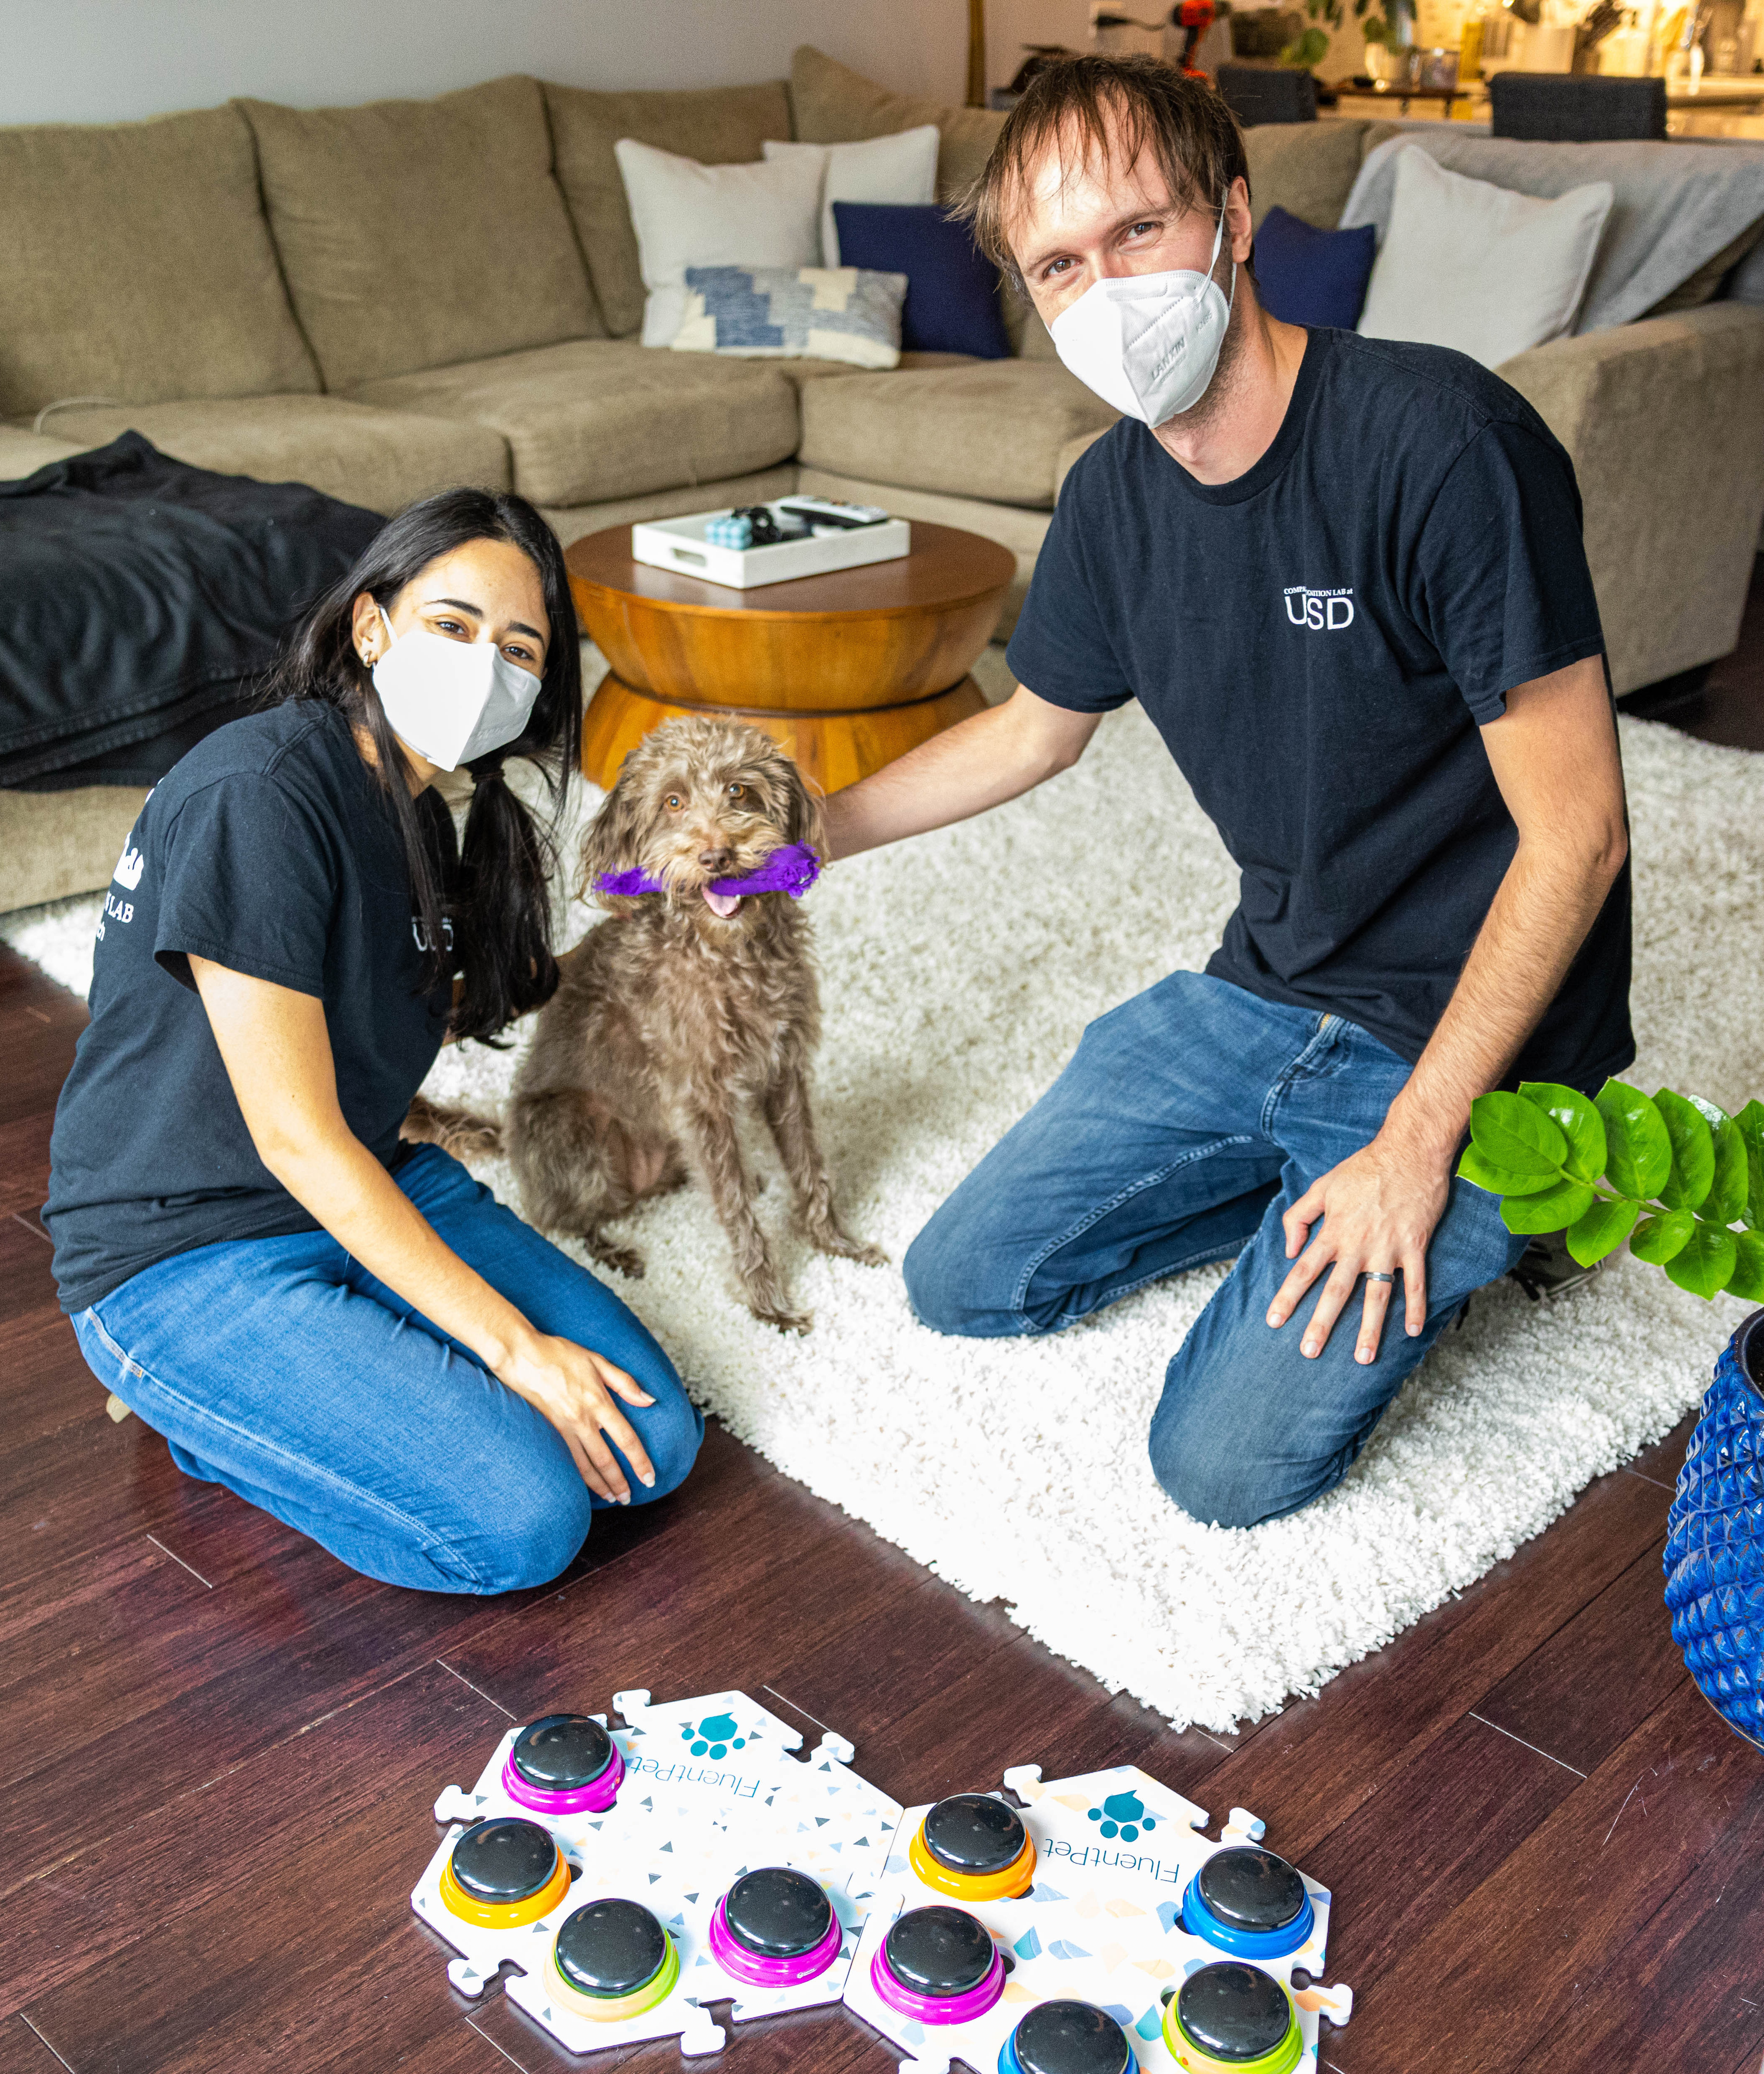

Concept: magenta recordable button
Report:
left=872, top=1905, right=1006, bottom=2025
left=502, top=1713, right=624, bottom=1816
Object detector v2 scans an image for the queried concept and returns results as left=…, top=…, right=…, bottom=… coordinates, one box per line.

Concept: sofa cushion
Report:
left=790, top=47, right=1005, bottom=203
left=833, top=203, right=1012, bottom=357
left=545, top=80, right=793, bottom=339
left=239, top=78, right=601, bottom=392
left=1358, top=148, right=1614, bottom=368
left=1244, top=118, right=1371, bottom=231
left=0, top=427, right=83, bottom=478
left=0, top=106, right=318, bottom=419
left=798, top=360, right=1117, bottom=508
left=350, top=339, right=801, bottom=507
left=26, top=397, right=511, bottom=515
left=1341, top=132, right=1764, bottom=332
left=615, top=138, right=823, bottom=346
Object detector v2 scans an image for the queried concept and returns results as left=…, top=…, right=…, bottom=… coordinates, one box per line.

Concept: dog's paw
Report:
left=810, top=1230, right=890, bottom=1268
left=752, top=1304, right=813, bottom=1336
left=586, top=1240, right=647, bottom=1279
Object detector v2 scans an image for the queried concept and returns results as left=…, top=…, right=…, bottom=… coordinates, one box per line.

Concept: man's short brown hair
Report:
left=960, top=55, right=1250, bottom=293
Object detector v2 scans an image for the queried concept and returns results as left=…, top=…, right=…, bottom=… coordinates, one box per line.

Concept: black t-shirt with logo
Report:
left=46, top=700, right=454, bottom=1314
left=1007, top=326, right=1632, bottom=1088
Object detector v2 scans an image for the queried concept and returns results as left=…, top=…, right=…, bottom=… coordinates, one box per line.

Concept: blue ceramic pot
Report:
left=1663, top=1308, right=1764, bottom=1750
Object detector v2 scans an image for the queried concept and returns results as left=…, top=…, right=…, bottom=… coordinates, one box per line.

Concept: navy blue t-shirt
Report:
left=45, top=700, right=453, bottom=1313
left=1007, top=326, right=1633, bottom=1088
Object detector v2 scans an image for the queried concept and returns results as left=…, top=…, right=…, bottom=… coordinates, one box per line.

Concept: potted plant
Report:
left=1294, top=0, right=1416, bottom=79
left=1461, top=1079, right=1764, bottom=1749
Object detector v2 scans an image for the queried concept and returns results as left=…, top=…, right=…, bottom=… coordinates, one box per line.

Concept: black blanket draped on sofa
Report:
left=0, top=432, right=382, bottom=790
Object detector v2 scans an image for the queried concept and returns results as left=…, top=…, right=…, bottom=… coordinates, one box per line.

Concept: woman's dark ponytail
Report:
left=455, top=755, right=559, bottom=1036
left=266, top=487, right=583, bottom=1045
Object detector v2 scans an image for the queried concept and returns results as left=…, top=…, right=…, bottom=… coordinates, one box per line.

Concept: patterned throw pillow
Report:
left=671, top=264, right=907, bottom=369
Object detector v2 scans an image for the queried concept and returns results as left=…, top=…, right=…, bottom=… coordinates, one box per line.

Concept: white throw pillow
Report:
left=763, top=125, right=940, bottom=268
left=1357, top=146, right=1614, bottom=369
left=613, top=137, right=823, bottom=347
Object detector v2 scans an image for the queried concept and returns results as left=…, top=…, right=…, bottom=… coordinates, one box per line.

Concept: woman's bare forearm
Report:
left=270, top=1125, right=539, bottom=1369
left=824, top=683, right=1102, bottom=860
left=188, top=957, right=537, bottom=1370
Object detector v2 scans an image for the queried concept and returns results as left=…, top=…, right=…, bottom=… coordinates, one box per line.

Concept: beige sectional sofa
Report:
left=4, top=45, right=1763, bottom=913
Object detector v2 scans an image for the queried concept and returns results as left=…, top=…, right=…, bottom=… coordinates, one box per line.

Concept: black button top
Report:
left=511, top=1713, right=615, bottom=1791
left=555, top=1898, right=670, bottom=1997
left=450, top=1817, right=559, bottom=1902
left=1013, top=1999, right=1133, bottom=2074
left=884, top=1906, right=996, bottom=1997
left=724, top=1866, right=833, bottom=1957
left=1175, top=1964, right=1294, bottom=2061
left=1196, top=1848, right=1308, bottom=1933
left=922, top=1794, right=1027, bottom=1875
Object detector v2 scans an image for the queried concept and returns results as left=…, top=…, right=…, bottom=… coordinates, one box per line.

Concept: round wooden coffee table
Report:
left=567, top=520, right=1016, bottom=792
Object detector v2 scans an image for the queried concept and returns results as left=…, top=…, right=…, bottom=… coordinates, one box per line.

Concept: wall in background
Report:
left=0, top=0, right=967, bottom=127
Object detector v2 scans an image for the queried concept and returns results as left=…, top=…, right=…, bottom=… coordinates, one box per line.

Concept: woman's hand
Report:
left=497, top=1332, right=658, bottom=1504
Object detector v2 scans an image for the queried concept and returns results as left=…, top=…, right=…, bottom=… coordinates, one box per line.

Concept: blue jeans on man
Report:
left=73, top=1144, right=704, bottom=1593
left=904, top=971, right=1525, bottom=1528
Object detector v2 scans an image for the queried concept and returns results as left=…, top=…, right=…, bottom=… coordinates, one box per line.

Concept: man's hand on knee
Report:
left=1265, top=1129, right=1449, bottom=1362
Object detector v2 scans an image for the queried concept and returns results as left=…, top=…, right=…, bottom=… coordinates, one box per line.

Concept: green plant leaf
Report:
left=1595, top=1080, right=1672, bottom=1200
left=1469, top=1090, right=1567, bottom=1177
left=1726, top=1230, right=1764, bottom=1301
left=1564, top=1195, right=1641, bottom=1268
left=1499, top=1177, right=1596, bottom=1235
left=1707, top=1117, right=1749, bottom=1225
left=1630, top=1208, right=1695, bottom=1265
left=1655, top=1090, right=1716, bottom=1211
left=1518, top=1082, right=1607, bottom=1184
left=1456, top=1145, right=1562, bottom=1197
left=1734, top=1099, right=1764, bottom=1230
left=1665, top=1219, right=1738, bottom=1299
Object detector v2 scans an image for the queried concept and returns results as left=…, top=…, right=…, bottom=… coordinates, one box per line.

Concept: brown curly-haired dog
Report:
left=508, top=714, right=883, bottom=1332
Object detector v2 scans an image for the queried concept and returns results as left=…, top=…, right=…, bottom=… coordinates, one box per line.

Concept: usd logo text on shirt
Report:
left=1283, top=585, right=1355, bottom=630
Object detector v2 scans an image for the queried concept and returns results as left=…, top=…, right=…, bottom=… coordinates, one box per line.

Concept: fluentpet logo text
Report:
left=1043, top=1836, right=1183, bottom=1884
left=627, top=1751, right=762, bottom=1798
left=1282, top=585, right=1356, bottom=630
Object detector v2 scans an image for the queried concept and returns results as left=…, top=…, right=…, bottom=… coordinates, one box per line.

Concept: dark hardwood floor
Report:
left=6, top=581, right=1764, bottom=2073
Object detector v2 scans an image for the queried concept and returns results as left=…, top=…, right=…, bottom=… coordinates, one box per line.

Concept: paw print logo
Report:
left=1087, top=1791, right=1156, bottom=1843
left=681, top=1711, right=746, bottom=1759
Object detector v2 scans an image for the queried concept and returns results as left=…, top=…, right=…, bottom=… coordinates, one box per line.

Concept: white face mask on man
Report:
left=1049, top=207, right=1236, bottom=429
left=369, top=606, right=543, bottom=772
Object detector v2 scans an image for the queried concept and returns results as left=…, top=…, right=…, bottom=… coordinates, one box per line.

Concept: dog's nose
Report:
left=699, top=847, right=734, bottom=873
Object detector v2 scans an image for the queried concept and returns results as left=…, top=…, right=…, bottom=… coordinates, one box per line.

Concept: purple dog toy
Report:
left=594, top=843, right=821, bottom=902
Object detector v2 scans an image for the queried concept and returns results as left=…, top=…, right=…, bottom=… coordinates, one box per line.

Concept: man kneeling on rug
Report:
left=822, top=56, right=1634, bottom=1529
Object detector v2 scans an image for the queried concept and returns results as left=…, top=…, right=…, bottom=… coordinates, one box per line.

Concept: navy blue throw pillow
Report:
left=831, top=201, right=1011, bottom=359
left=1253, top=207, right=1378, bottom=331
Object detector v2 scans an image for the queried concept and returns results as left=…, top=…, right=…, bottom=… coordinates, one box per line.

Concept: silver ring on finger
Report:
left=1365, top=1270, right=1396, bottom=1284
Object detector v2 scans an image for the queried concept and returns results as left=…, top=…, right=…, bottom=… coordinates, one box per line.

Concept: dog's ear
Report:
left=778, top=750, right=826, bottom=859
left=578, top=762, right=650, bottom=902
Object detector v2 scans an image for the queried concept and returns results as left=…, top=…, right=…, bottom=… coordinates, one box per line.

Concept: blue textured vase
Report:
left=1663, top=1308, right=1764, bottom=1751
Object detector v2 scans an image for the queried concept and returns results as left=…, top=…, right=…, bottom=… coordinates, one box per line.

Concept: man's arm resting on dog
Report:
left=1267, top=654, right=1629, bottom=1363
left=187, top=956, right=654, bottom=1502
left=824, top=682, right=1101, bottom=860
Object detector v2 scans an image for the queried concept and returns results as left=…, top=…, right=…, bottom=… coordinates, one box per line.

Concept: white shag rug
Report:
left=9, top=707, right=1760, bottom=1732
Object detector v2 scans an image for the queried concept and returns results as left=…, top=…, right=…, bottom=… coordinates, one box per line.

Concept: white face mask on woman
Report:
left=369, top=606, right=544, bottom=772
left=1050, top=208, right=1236, bottom=428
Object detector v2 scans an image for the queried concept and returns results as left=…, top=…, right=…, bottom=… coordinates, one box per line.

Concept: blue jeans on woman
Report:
left=71, top=1144, right=704, bottom=1593
left=904, top=971, right=1525, bottom=1530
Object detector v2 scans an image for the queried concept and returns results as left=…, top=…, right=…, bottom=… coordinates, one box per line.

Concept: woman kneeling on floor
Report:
left=44, top=488, right=704, bottom=1591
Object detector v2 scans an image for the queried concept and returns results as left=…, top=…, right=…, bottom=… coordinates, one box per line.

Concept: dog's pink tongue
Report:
left=702, top=887, right=742, bottom=920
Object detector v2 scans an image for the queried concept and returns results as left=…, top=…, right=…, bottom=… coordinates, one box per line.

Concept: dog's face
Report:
left=582, top=715, right=825, bottom=925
